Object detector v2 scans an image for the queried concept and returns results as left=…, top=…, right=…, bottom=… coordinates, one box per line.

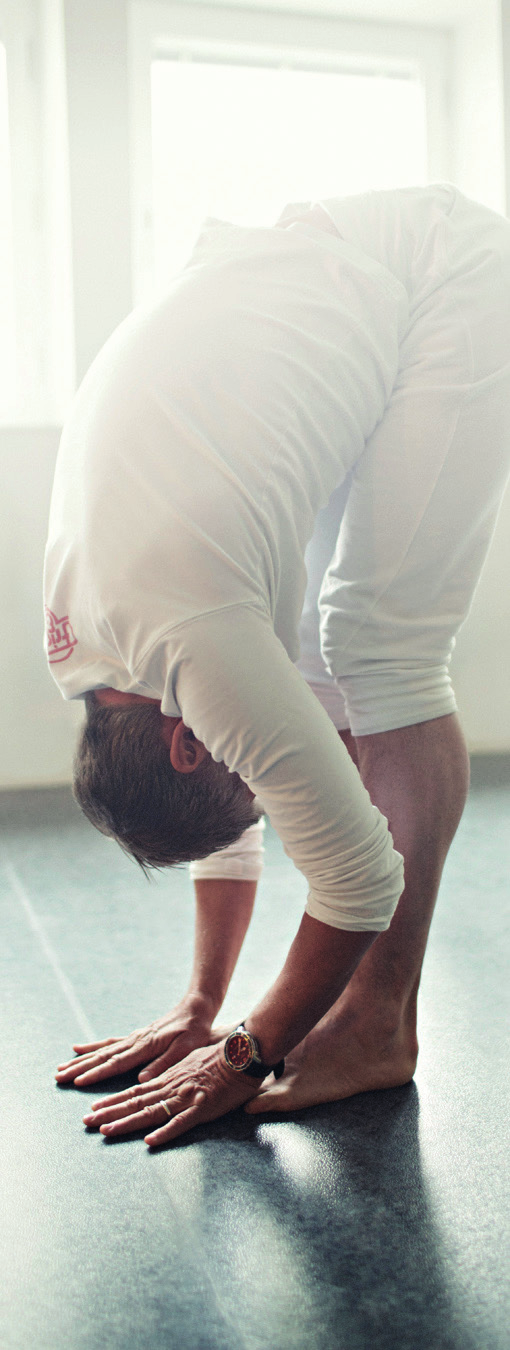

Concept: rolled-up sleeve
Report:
left=158, top=604, right=404, bottom=931
left=189, top=817, right=266, bottom=882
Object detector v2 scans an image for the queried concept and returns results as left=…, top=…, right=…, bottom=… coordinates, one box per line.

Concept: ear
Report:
left=165, top=720, right=209, bottom=774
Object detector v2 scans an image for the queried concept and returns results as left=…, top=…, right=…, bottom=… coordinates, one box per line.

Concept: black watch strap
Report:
left=243, top=1055, right=285, bottom=1080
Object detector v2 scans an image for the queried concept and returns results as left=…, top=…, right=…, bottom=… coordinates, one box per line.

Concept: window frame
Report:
left=0, top=0, right=454, bottom=423
left=128, top=0, right=453, bottom=304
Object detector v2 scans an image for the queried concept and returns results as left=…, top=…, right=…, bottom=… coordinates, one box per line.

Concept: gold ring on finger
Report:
left=161, top=1100, right=172, bottom=1119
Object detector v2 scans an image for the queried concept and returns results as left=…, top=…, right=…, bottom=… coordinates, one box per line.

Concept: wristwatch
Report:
left=224, top=1023, right=285, bottom=1080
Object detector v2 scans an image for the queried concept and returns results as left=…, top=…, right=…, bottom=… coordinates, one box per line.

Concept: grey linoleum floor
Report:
left=1, top=757, right=509, bottom=1350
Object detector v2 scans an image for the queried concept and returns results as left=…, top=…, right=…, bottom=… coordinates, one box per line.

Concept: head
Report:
left=72, top=690, right=262, bottom=879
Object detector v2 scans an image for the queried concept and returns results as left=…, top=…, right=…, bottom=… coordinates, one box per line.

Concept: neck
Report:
left=94, top=688, right=161, bottom=707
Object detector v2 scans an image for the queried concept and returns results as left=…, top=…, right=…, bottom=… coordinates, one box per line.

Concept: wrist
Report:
left=182, top=988, right=222, bottom=1021
left=223, top=1024, right=285, bottom=1080
left=242, top=1017, right=287, bottom=1067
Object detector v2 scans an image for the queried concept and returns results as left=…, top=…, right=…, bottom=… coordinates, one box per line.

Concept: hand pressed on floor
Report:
left=82, top=1042, right=260, bottom=1146
left=55, top=999, right=218, bottom=1086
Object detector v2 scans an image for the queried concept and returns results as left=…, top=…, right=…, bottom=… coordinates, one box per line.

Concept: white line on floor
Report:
left=2, top=854, right=96, bottom=1042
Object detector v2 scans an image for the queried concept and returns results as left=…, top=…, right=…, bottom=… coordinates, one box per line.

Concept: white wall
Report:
left=449, top=489, right=510, bottom=751
left=1, top=427, right=84, bottom=788
left=1, top=0, right=510, bottom=791
left=503, top=0, right=510, bottom=216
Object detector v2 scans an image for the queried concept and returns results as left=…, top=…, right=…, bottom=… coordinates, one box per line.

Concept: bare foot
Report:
left=244, top=1005, right=418, bottom=1114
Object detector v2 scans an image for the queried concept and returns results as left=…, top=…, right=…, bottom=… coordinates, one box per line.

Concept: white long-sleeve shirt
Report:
left=44, top=205, right=407, bottom=929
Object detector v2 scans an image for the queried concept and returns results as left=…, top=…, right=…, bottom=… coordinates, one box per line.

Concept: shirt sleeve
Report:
left=189, top=817, right=266, bottom=883
left=157, top=604, right=404, bottom=931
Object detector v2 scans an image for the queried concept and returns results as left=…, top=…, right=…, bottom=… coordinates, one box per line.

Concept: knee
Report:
left=325, top=654, right=459, bottom=739
left=355, top=713, right=470, bottom=865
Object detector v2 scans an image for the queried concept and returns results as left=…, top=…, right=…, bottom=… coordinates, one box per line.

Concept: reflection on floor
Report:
left=0, top=756, right=509, bottom=1350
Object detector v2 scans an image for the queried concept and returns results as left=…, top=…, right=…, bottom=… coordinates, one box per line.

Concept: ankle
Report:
left=337, top=978, right=418, bottom=1044
left=334, top=991, right=403, bottom=1039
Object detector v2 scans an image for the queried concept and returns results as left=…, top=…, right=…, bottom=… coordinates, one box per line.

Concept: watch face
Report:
left=225, top=1032, right=253, bottom=1070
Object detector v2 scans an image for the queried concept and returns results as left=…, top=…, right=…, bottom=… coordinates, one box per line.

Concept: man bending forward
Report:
left=47, top=186, right=510, bottom=1145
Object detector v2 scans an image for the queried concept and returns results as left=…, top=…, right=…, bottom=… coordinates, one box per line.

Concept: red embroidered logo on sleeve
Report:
left=45, top=606, right=78, bottom=663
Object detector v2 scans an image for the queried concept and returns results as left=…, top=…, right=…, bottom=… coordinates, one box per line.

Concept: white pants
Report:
left=191, top=188, right=510, bottom=881
left=302, top=188, right=510, bottom=736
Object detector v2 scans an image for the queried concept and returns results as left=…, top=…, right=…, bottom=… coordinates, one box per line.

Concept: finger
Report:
left=71, top=1038, right=120, bottom=1054
left=55, top=1054, right=121, bottom=1083
left=100, top=1100, right=177, bottom=1137
left=59, top=1029, right=147, bottom=1071
left=70, top=1044, right=154, bottom=1086
left=90, top=1079, right=164, bottom=1110
left=57, top=1048, right=109, bottom=1070
left=56, top=1042, right=132, bottom=1078
left=145, top=1104, right=201, bottom=1147
left=84, top=1089, right=164, bottom=1127
left=55, top=1057, right=113, bottom=1082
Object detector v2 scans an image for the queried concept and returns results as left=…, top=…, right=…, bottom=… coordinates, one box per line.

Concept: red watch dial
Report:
left=226, top=1033, right=252, bottom=1069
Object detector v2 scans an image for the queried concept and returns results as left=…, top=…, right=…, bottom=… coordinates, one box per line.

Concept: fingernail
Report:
left=138, top=1071, right=149, bottom=1081
left=83, top=1114, right=94, bottom=1123
left=100, top=1124, right=114, bottom=1134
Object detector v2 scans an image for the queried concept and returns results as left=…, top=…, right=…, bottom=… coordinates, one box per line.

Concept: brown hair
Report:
left=72, top=693, right=262, bottom=880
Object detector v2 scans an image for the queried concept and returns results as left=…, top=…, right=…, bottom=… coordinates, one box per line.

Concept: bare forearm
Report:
left=186, top=878, right=257, bottom=1018
left=245, top=912, right=376, bottom=1063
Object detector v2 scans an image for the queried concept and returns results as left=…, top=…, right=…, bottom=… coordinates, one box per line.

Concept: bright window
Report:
left=130, top=5, right=451, bottom=305
left=0, top=41, right=15, bottom=419
left=150, top=57, right=427, bottom=290
left=0, top=3, right=75, bottom=426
